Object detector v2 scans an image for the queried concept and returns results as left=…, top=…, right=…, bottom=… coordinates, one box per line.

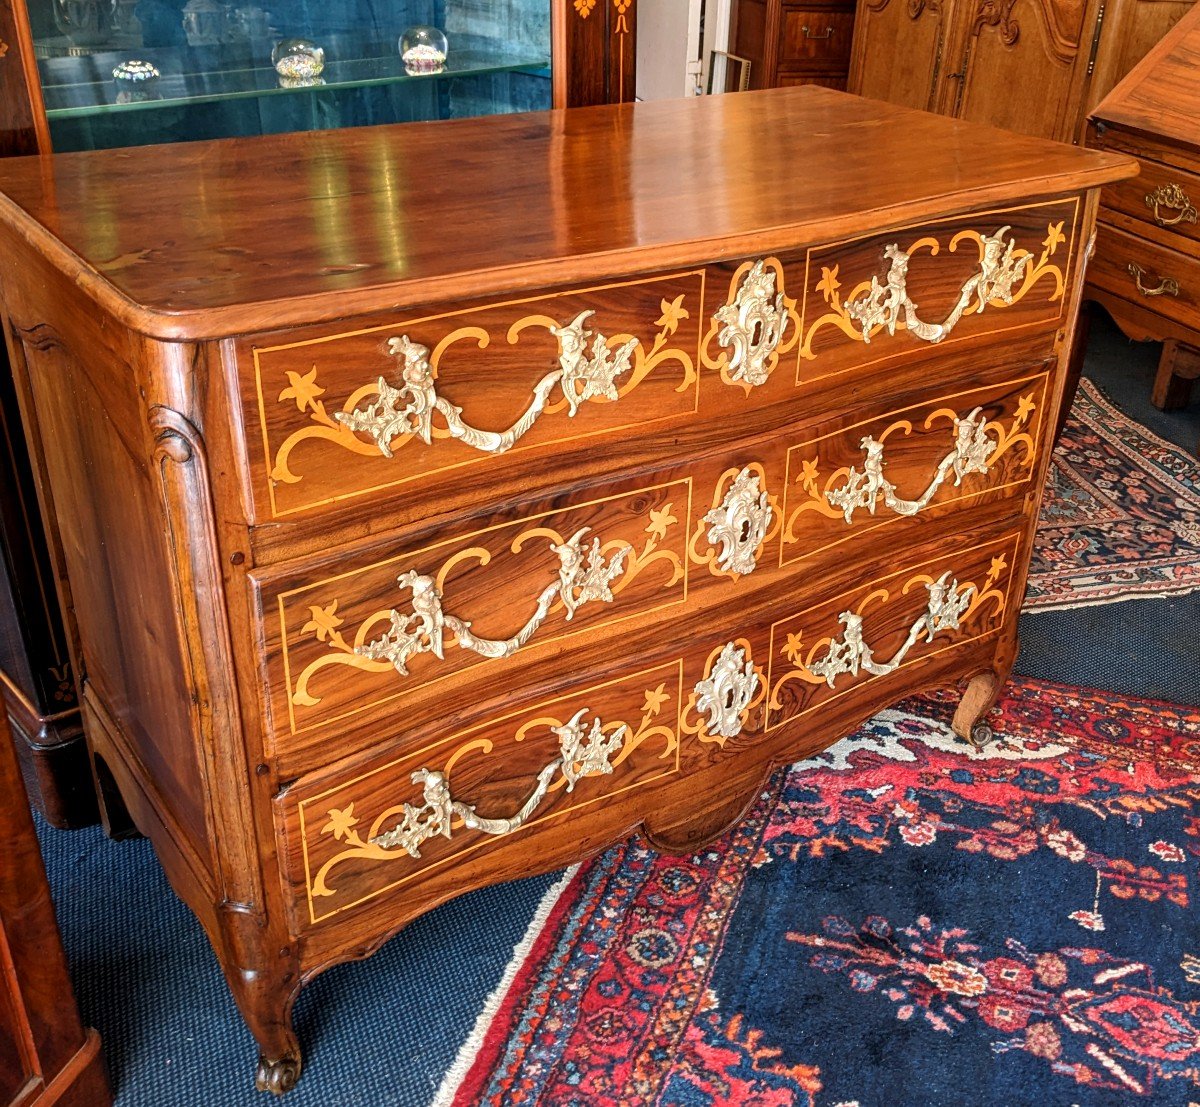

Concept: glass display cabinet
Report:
left=0, top=0, right=635, bottom=825
left=1, top=0, right=636, bottom=154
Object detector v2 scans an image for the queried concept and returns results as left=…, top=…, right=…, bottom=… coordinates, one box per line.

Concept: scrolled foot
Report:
left=968, top=721, right=995, bottom=750
left=255, top=1053, right=302, bottom=1097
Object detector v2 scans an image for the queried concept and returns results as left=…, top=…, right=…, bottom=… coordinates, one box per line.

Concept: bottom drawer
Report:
left=277, top=527, right=1022, bottom=932
left=1090, top=221, right=1200, bottom=329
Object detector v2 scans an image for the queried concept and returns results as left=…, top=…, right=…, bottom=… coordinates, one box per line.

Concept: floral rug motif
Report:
left=1026, top=379, right=1200, bottom=611
left=441, top=679, right=1200, bottom=1107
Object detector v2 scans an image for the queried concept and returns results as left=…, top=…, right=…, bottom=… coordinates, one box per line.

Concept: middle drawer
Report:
left=251, top=363, right=1054, bottom=776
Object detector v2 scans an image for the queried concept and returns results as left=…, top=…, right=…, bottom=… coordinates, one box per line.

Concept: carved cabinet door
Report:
left=944, top=0, right=1104, bottom=141
left=847, top=0, right=957, bottom=110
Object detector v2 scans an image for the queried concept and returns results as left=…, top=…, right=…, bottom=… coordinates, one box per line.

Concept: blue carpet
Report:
left=35, top=308, right=1200, bottom=1104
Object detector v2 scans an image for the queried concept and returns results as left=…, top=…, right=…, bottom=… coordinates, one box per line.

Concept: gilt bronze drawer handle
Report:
left=801, top=220, right=1067, bottom=358
left=845, top=226, right=1031, bottom=344
left=336, top=312, right=638, bottom=457
left=1144, top=183, right=1198, bottom=227
left=1127, top=261, right=1180, bottom=298
left=369, top=709, right=627, bottom=857
left=802, top=25, right=835, bottom=37
left=358, top=526, right=631, bottom=676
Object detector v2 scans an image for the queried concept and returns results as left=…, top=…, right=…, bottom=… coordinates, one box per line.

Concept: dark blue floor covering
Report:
left=34, top=308, right=1200, bottom=1105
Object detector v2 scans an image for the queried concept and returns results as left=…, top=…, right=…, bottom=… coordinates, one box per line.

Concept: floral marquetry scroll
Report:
left=293, top=660, right=682, bottom=922
left=248, top=269, right=700, bottom=518
left=780, top=374, right=1049, bottom=564
left=269, top=479, right=689, bottom=737
left=766, top=535, right=1018, bottom=732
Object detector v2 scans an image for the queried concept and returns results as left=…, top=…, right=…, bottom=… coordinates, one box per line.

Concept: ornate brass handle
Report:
left=810, top=572, right=976, bottom=688
left=335, top=310, right=639, bottom=457
left=802, top=25, right=834, bottom=37
left=1144, top=183, right=1198, bottom=227
left=1127, top=261, right=1180, bottom=298
left=370, top=709, right=627, bottom=856
left=845, top=226, right=1031, bottom=345
left=827, top=406, right=996, bottom=522
left=358, top=527, right=631, bottom=677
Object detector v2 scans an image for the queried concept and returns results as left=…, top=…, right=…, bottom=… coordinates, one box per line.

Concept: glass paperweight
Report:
left=271, top=38, right=325, bottom=81
left=400, top=25, right=448, bottom=74
left=112, top=59, right=161, bottom=103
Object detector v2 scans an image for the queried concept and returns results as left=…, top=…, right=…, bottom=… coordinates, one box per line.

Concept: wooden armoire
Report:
left=847, top=0, right=1193, bottom=143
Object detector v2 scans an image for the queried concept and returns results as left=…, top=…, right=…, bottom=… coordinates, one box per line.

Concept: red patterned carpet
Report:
left=1026, top=380, right=1200, bottom=612
left=438, top=679, right=1200, bottom=1107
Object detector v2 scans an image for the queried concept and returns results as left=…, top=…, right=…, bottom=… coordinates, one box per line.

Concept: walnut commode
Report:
left=0, top=87, right=1134, bottom=1093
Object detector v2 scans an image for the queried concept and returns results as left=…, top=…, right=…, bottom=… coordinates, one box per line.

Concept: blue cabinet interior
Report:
left=32, top=0, right=552, bottom=150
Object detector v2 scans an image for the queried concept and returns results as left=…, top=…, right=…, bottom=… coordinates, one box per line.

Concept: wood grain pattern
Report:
left=0, top=88, right=1130, bottom=340
left=0, top=89, right=1133, bottom=1092
left=850, top=0, right=1188, bottom=143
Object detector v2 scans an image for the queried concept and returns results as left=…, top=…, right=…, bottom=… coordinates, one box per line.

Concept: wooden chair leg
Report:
left=1152, top=339, right=1200, bottom=411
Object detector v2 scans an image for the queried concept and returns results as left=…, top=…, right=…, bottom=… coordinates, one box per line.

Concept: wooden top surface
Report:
left=1091, top=3, right=1200, bottom=153
left=0, top=86, right=1134, bottom=340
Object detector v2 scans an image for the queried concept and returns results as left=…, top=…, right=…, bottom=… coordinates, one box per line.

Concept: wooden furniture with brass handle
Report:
left=1127, top=261, right=1181, bottom=297
left=0, top=87, right=1134, bottom=1095
left=1085, top=4, right=1200, bottom=455
left=1145, top=183, right=1198, bottom=227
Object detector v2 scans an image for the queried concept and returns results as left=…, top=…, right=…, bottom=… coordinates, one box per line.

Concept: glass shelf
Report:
left=29, top=0, right=554, bottom=151
left=41, top=49, right=551, bottom=117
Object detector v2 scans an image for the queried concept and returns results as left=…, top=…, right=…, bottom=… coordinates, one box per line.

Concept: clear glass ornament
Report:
left=271, top=38, right=325, bottom=80
left=399, top=25, right=447, bottom=74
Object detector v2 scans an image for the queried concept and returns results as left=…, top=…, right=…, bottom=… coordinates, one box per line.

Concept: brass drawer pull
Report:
left=802, top=25, right=835, bottom=38
left=335, top=311, right=639, bottom=457
left=1144, top=183, right=1198, bottom=227
left=370, top=708, right=627, bottom=856
left=844, top=226, right=1032, bottom=344
left=358, top=526, right=630, bottom=677
left=1127, top=261, right=1180, bottom=298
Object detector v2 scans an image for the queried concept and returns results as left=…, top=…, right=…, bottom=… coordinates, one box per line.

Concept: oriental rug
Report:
left=1025, top=379, right=1200, bottom=612
left=437, top=679, right=1200, bottom=1107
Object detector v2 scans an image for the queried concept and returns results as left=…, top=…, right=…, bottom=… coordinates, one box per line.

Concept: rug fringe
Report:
left=427, top=865, right=579, bottom=1107
left=1024, top=579, right=1200, bottom=614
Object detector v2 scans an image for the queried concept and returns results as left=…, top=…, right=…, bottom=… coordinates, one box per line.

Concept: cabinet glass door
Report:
left=29, top=0, right=553, bottom=151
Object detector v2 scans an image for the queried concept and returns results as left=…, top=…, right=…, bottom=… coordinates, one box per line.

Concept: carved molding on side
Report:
left=149, top=404, right=261, bottom=907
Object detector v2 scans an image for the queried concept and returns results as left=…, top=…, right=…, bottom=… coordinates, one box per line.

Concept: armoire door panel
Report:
left=951, top=0, right=1098, bottom=142
left=848, top=0, right=952, bottom=110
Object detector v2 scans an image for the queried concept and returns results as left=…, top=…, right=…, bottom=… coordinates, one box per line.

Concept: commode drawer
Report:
left=1089, top=223, right=1200, bottom=330
left=1099, top=155, right=1200, bottom=252
left=280, top=656, right=687, bottom=925
left=254, top=361, right=1049, bottom=775
left=275, top=527, right=1022, bottom=932
left=237, top=271, right=706, bottom=523
left=234, top=197, right=1078, bottom=541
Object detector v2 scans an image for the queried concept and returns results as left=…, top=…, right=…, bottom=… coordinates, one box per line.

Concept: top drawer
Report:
left=233, top=198, right=1080, bottom=529
left=1100, top=154, right=1200, bottom=250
